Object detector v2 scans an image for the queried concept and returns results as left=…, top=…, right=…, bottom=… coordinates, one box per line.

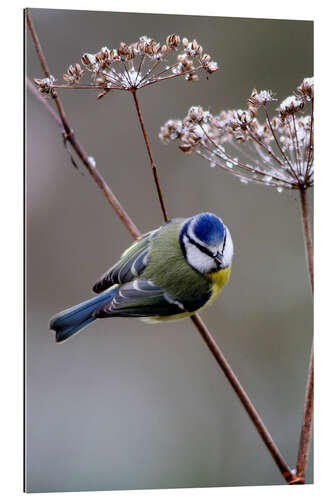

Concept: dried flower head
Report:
left=248, top=89, right=276, bottom=116
left=166, top=34, right=181, bottom=50
left=33, top=75, right=56, bottom=95
left=160, top=78, right=314, bottom=191
left=35, top=35, right=219, bottom=99
left=297, top=77, right=314, bottom=101
left=63, top=64, right=84, bottom=85
left=279, top=95, right=304, bottom=121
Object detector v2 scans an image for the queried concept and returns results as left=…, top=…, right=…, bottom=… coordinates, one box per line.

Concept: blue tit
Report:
left=50, top=212, right=233, bottom=343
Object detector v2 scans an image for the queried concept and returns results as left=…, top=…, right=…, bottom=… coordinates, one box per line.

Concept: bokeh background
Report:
left=25, top=8, right=313, bottom=493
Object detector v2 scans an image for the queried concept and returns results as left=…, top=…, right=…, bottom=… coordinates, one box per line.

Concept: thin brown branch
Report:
left=145, top=65, right=204, bottom=86
left=299, top=188, right=314, bottom=294
left=296, top=343, right=314, bottom=484
left=51, top=84, right=124, bottom=91
left=27, top=8, right=299, bottom=485
left=26, top=10, right=71, bottom=137
left=296, top=187, right=314, bottom=483
left=131, top=89, right=169, bottom=222
left=25, top=9, right=51, bottom=77
left=26, top=9, right=140, bottom=240
left=26, top=78, right=63, bottom=128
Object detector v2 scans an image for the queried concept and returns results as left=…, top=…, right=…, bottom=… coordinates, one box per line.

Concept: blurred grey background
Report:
left=25, top=8, right=313, bottom=493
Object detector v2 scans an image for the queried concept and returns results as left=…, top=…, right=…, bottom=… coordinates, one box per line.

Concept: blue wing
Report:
left=92, top=229, right=158, bottom=293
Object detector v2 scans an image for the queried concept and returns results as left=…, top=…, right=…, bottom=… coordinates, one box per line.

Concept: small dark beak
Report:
left=215, top=252, right=223, bottom=265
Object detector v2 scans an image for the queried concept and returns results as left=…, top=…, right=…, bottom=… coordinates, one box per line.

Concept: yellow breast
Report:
left=207, top=266, right=231, bottom=304
left=144, top=266, right=231, bottom=323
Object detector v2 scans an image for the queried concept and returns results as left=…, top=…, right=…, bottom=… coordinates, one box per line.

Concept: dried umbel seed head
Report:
left=184, top=106, right=212, bottom=125
left=117, top=42, right=135, bottom=60
left=33, top=75, right=56, bottom=95
left=166, top=34, right=181, bottom=50
left=205, top=61, right=219, bottom=74
left=63, top=64, right=84, bottom=84
left=184, top=39, right=203, bottom=58
left=279, top=95, right=305, bottom=120
left=160, top=78, right=314, bottom=192
left=46, top=34, right=219, bottom=97
left=173, top=53, right=199, bottom=81
left=201, top=53, right=219, bottom=73
left=236, top=109, right=254, bottom=127
left=180, top=124, right=204, bottom=148
left=201, top=53, right=211, bottom=65
left=248, top=89, right=275, bottom=109
left=297, top=77, right=314, bottom=101
left=159, top=119, right=183, bottom=143
left=99, top=47, right=113, bottom=61
left=81, top=53, right=98, bottom=70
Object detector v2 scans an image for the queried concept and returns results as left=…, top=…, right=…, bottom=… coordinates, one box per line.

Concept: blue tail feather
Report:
left=50, top=287, right=117, bottom=343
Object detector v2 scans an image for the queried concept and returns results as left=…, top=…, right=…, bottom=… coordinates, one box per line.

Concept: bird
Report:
left=50, top=212, right=233, bottom=343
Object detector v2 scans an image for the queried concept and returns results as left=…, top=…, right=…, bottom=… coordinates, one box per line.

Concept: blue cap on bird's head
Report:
left=191, top=212, right=225, bottom=247
left=180, top=212, right=233, bottom=274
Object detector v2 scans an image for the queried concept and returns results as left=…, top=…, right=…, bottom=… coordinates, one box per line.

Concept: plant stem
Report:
left=26, top=10, right=140, bottom=241
left=131, top=89, right=169, bottom=222
left=299, top=188, right=314, bottom=294
left=296, top=187, right=314, bottom=483
left=27, top=8, right=299, bottom=485
left=26, top=78, right=63, bottom=128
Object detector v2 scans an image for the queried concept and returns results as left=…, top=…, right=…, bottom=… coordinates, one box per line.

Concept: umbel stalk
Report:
left=296, top=187, right=314, bottom=483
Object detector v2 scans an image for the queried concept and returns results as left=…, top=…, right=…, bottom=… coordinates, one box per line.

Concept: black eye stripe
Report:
left=185, top=230, right=227, bottom=260
left=185, top=233, right=215, bottom=259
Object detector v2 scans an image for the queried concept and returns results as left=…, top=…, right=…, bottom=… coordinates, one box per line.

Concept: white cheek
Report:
left=223, top=228, right=234, bottom=267
left=186, top=243, right=215, bottom=274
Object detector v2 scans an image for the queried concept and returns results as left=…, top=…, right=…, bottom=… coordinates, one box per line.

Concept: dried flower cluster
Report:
left=63, top=63, right=84, bottom=85
left=160, top=78, right=314, bottom=191
left=34, top=35, right=218, bottom=99
left=33, top=75, right=56, bottom=96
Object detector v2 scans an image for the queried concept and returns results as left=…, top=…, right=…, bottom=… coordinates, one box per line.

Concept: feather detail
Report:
left=50, top=286, right=118, bottom=342
left=92, top=231, right=156, bottom=293
left=94, top=279, right=184, bottom=318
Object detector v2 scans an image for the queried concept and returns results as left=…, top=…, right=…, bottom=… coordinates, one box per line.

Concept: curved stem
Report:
left=296, top=187, right=314, bottom=483
left=131, top=90, right=169, bottom=222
